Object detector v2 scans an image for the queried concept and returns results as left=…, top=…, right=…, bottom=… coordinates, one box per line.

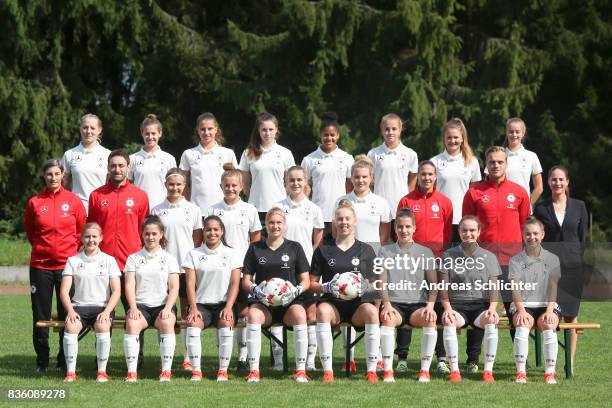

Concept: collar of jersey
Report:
left=202, top=243, right=225, bottom=255
left=196, top=143, right=218, bottom=154
left=505, top=145, right=525, bottom=157
left=261, top=143, right=278, bottom=153
left=166, top=197, right=185, bottom=208
left=143, top=248, right=162, bottom=260
left=442, top=150, right=462, bottom=162
left=350, top=191, right=371, bottom=203
left=317, top=146, right=338, bottom=158
left=79, top=250, right=101, bottom=263
left=383, top=142, right=403, bottom=154
left=42, top=186, right=65, bottom=197
left=79, top=142, right=99, bottom=154
left=139, top=147, right=161, bottom=159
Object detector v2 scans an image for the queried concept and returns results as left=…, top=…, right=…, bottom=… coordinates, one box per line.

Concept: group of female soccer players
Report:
left=25, top=110, right=587, bottom=385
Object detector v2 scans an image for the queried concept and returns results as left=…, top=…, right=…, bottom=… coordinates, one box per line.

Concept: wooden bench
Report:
left=36, top=318, right=600, bottom=379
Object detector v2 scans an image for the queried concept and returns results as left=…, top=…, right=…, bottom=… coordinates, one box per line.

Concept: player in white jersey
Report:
left=439, top=215, right=502, bottom=382
left=61, top=114, right=111, bottom=212
left=367, top=113, right=418, bottom=220
left=60, top=223, right=121, bottom=382
left=378, top=208, right=438, bottom=383
left=239, top=112, right=295, bottom=223
left=503, top=118, right=543, bottom=207
left=123, top=216, right=180, bottom=382
left=208, top=167, right=262, bottom=371
left=335, top=155, right=390, bottom=369
left=509, top=217, right=561, bottom=384
left=271, top=166, right=324, bottom=370
left=183, top=215, right=243, bottom=381
left=180, top=112, right=238, bottom=214
left=151, top=168, right=203, bottom=371
left=129, top=114, right=177, bottom=209
left=301, top=112, right=354, bottom=239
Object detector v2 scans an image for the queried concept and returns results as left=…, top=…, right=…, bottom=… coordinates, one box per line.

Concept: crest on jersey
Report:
left=328, top=258, right=336, bottom=266
left=159, top=257, right=167, bottom=265
left=481, top=194, right=490, bottom=203
left=61, top=203, right=70, bottom=212
left=40, top=205, right=48, bottom=214
left=101, top=199, right=109, bottom=207
left=281, top=254, right=290, bottom=262
left=258, top=257, right=267, bottom=264
left=126, top=199, right=134, bottom=207
left=351, top=258, right=360, bottom=266
left=507, top=194, right=515, bottom=203
left=431, top=204, right=439, bottom=212
left=240, top=209, right=247, bottom=218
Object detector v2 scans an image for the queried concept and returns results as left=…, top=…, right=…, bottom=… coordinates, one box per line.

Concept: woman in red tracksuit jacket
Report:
left=24, top=159, right=86, bottom=373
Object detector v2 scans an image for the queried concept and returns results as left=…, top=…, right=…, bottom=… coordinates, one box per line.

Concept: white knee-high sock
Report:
left=124, top=334, right=139, bottom=372
left=237, top=328, right=248, bottom=361
left=246, top=324, right=261, bottom=371
left=316, top=323, right=333, bottom=372
left=420, top=327, right=437, bottom=371
left=182, top=330, right=189, bottom=362
left=514, top=327, right=530, bottom=373
left=543, top=329, right=558, bottom=374
left=483, top=324, right=498, bottom=372
left=365, top=324, right=380, bottom=372
left=96, top=332, right=111, bottom=372
left=341, top=327, right=356, bottom=360
left=63, top=332, right=78, bottom=373
left=306, top=325, right=317, bottom=367
left=443, top=326, right=459, bottom=372
left=270, top=326, right=284, bottom=365
left=186, top=327, right=202, bottom=372
left=218, top=327, right=234, bottom=371
left=159, top=333, right=176, bottom=372
left=380, top=326, right=395, bottom=371
left=293, top=324, right=308, bottom=371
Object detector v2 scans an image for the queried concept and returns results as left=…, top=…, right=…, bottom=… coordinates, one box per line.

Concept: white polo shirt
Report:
left=207, top=199, right=262, bottom=261
left=62, top=251, right=121, bottom=307
left=238, top=143, right=295, bottom=212
left=124, top=248, right=180, bottom=308
left=301, top=147, right=353, bottom=222
left=367, top=143, right=418, bottom=218
left=509, top=248, right=560, bottom=308
left=484, top=145, right=542, bottom=198
left=151, top=198, right=203, bottom=266
left=430, top=150, right=482, bottom=224
left=129, top=148, right=177, bottom=209
left=277, top=196, right=324, bottom=263
left=335, top=191, right=391, bottom=243
left=61, top=142, right=111, bottom=211
left=179, top=143, right=238, bottom=214
left=181, top=243, right=243, bottom=304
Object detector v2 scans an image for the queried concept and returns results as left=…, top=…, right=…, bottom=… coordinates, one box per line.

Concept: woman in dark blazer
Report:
left=534, top=165, right=587, bottom=373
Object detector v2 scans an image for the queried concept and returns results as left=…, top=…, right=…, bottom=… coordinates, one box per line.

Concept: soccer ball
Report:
left=336, top=272, right=361, bottom=300
left=263, top=278, right=291, bottom=307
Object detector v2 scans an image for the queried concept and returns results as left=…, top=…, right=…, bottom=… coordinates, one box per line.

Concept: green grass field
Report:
left=0, top=239, right=30, bottom=266
left=0, top=294, right=610, bottom=407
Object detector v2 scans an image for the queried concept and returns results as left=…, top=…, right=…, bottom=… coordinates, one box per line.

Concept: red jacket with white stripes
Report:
left=24, top=187, right=86, bottom=269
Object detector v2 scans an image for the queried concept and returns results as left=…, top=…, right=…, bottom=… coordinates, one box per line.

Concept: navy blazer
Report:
left=534, top=197, right=587, bottom=267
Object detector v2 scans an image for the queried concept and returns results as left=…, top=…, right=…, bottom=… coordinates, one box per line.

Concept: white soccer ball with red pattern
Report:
left=336, top=272, right=361, bottom=300
left=263, top=278, right=291, bottom=307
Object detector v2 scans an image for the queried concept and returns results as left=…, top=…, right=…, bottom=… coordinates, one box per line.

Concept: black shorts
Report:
left=389, top=302, right=426, bottom=326
left=318, top=297, right=369, bottom=330
left=509, top=304, right=562, bottom=327
left=195, top=303, right=236, bottom=327
left=178, top=274, right=187, bottom=299
left=73, top=305, right=114, bottom=327
left=250, top=296, right=305, bottom=326
left=448, top=302, right=489, bottom=328
left=137, top=304, right=177, bottom=327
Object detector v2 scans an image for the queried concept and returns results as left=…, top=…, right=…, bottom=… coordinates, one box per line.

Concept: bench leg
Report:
left=564, top=329, right=572, bottom=379
left=282, top=327, right=288, bottom=375
left=78, top=327, right=91, bottom=342
left=345, top=328, right=352, bottom=378
left=534, top=330, right=542, bottom=367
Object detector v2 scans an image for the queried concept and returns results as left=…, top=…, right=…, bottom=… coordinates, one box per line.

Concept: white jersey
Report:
left=484, top=146, right=542, bottom=198
left=336, top=191, right=391, bottom=244
left=301, top=147, right=353, bottom=222
left=181, top=244, right=243, bottom=304
left=179, top=143, right=238, bottom=214
left=129, top=148, right=177, bottom=209
left=238, top=143, right=295, bottom=212
left=430, top=150, right=482, bottom=224
left=124, top=248, right=180, bottom=307
left=277, top=196, right=324, bottom=263
left=151, top=198, right=202, bottom=266
left=207, top=199, right=261, bottom=261
left=61, top=142, right=111, bottom=211
left=62, top=251, right=121, bottom=307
